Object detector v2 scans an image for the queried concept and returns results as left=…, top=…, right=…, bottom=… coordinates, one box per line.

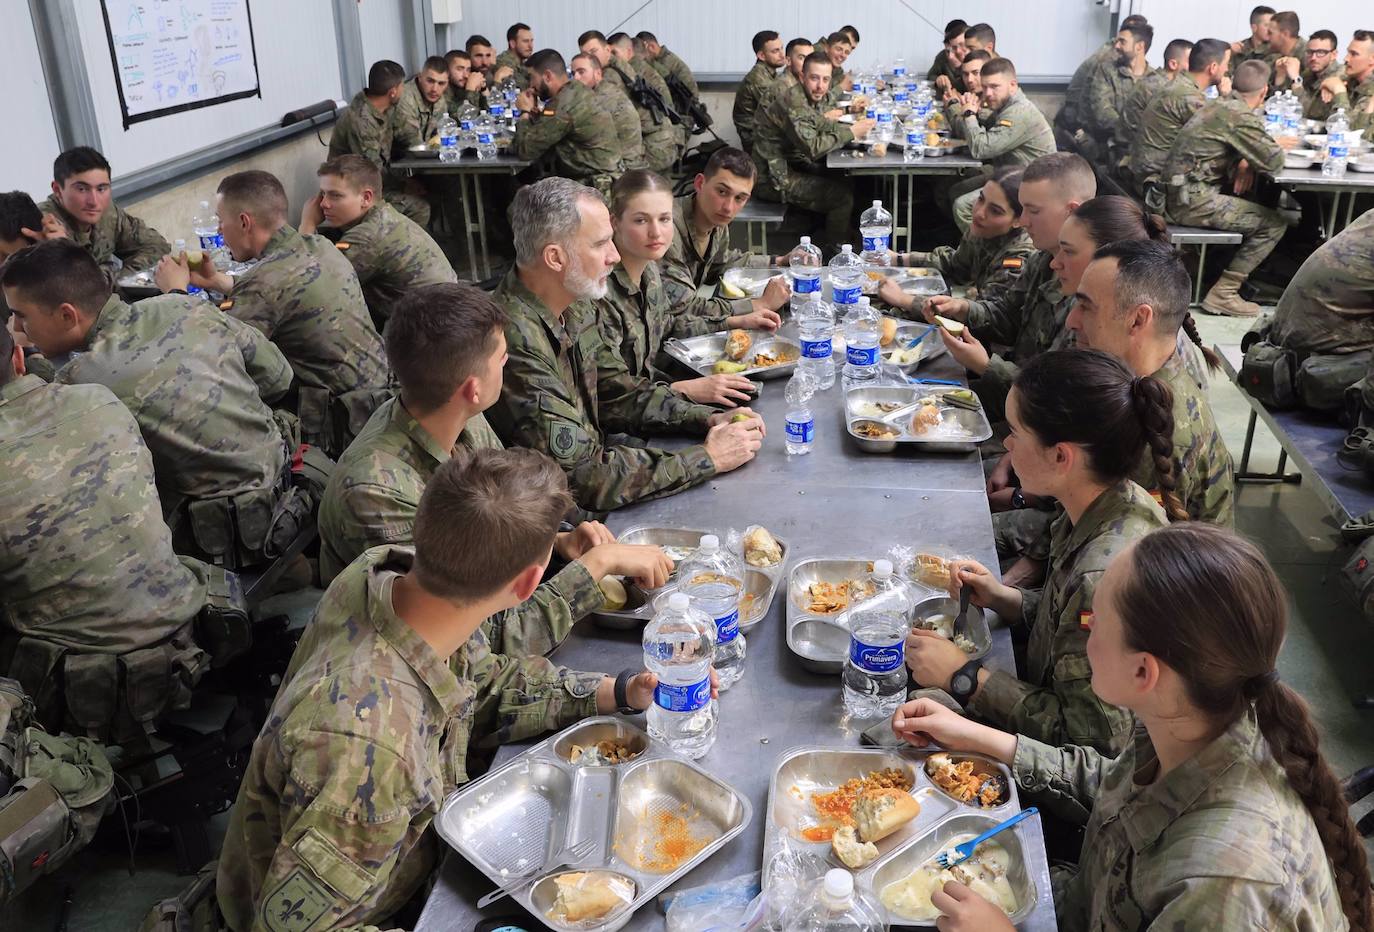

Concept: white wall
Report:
left=442, top=0, right=1116, bottom=80
left=1, top=8, right=62, bottom=198
left=359, top=0, right=416, bottom=71
left=1132, top=1, right=1372, bottom=60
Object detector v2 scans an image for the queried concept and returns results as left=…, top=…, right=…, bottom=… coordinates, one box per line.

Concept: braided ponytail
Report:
left=1252, top=681, right=1374, bottom=932
left=1181, top=312, right=1223, bottom=372
left=1118, top=525, right=1373, bottom=932
left=1131, top=375, right=1189, bottom=522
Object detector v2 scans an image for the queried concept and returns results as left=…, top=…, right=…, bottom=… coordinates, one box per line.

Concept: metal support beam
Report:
left=334, top=0, right=367, bottom=95
left=27, top=0, right=102, bottom=152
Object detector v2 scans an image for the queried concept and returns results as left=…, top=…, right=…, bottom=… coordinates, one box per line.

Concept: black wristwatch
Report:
left=949, top=659, right=984, bottom=707
left=613, top=668, right=639, bottom=715
left=1010, top=487, right=1027, bottom=510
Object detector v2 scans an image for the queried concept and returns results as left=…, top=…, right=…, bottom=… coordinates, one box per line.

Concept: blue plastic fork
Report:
left=904, top=324, right=938, bottom=350
left=935, top=807, right=1039, bottom=869
left=906, top=377, right=963, bottom=387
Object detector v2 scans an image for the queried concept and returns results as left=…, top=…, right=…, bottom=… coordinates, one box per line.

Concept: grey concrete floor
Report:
left=8, top=315, right=1374, bottom=932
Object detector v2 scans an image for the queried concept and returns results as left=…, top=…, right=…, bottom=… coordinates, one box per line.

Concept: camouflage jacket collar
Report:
left=84, top=293, right=131, bottom=348
left=361, top=545, right=465, bottom=717
left=608, top=261, right=651, bottom=300
left=1118, top=710, right=1259, bottom=852
left=673, top=193, right=720, bottom=266
left=351, top=89, right=387, bottom=125
left=331, top=201, right=392, bottom=237
left=261, top=223, right=303, bottom=260
left=501, top=267, right=580, bottom=346
left=1050, top=479, right=1165, bottom=566
left=0, top=373, right=45, bottom=406
left=387, top=396, right=453, bottom=467
left=41, top=196, right=106, bottom=245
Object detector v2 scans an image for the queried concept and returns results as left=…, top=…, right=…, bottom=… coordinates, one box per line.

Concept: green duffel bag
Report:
left=1297, top=350, right=1373, bottom=413
left=1240, top=340, right=1297, bottom=409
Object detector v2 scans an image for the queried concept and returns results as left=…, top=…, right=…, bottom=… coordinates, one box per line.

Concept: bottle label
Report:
left=460, top=119, right=474, bottom=130
left=715, top=609, right=740, bottom=643
left=440, top=133, right=457, bottom=147
left=833, top=284, right=861, bottom=305
left=847, top=345, right=879, bottom=366
left=491, top=104, right=506, bottom=117
left=793, top=274, right=821, bottom=295
left=198, top=233, right=225, bottom=251
left=477, top=133, right=494, bottom=145
left=894, top=65, right=907, bottom=76
left=654, top=677, right=711, bottom=712
left=907, top=132, right=922, bottom=146
left=893, top=90, right=909, bottom=103
left=877, top=111, right=893, bottom=124
left=1330, top=145, right=1348, bottom=159
left=786, top=416, right=814, bottom=443
left=800, top=337, right=832, bottom=359
left=862, top=235, right=890, bottom=253
left=849, top=636, right=904, bottom=673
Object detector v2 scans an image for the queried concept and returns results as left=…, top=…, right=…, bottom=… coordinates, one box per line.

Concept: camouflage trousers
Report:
left=994, top=507, right=1054, bottom=560
left=1166, top=187, right=1286, bottom=275
left=756, top=171, right=854, bottom=255
left=384, top=190, right=431, bottom=229
left=644, top=129, right=678, bottom=174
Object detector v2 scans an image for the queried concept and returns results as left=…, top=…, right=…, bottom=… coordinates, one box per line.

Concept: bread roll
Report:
left=549, top=871, right=629, bottom=922
left=744, top=527, right=783, bottom=567
left=880, top=317, right=899, bottom=346
left=831, top=825, right=880, bottom=869
left=725, top=329, right=752, bottom=361
left=853, top=787, right=921, bottom=843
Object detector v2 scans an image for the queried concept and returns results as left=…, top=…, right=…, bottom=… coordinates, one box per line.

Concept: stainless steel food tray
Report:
left=845, top=385, right=992, bottom=454
left=881, top=321, right=948, bottom=372
left=593, top=526, right=787, bottom=632
left=762, top=746, right=1048, bottom=928
left=663, top=331, right=800, bottom=380
left=784, top=558, right=984, bottom=674
left=437, top=717, right=752, bottom=931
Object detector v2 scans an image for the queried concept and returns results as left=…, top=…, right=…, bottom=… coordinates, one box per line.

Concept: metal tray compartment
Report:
left=785, top=558, right=876, bottom=674
left=882, top=322, right=948, bottom=372
left=845, top=386, right=992, bottom=454
left=870, top=812, right=1038, bottom=927
left=721, top=266, right=783, bottom=298
left=663, top=331, right=800, bottom=380
left=593, top=526, right=787, bottom=632
left=437, top=717, right=752, bottom=931
left=910, top=595, right=991, bottom=663
left=762, top=747, right=1043, bottom=929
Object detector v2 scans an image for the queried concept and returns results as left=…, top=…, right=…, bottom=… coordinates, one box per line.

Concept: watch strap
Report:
left=950, top=659, right=984, bottom=706
left=613, top=668, right=638, bottom=714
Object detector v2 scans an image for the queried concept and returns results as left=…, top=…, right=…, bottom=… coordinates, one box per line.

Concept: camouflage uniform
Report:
left=965, top=250, right=1072, bottom=419
left=37, top=196, right=168, bottom=288
left=1017, top=712, right=1347, bottom=929
left=1289, top=60, right=1346, bottom=121
left=1112, top=68, right=1173, bottom=184
left=951, top=90, right=1056, bottom=229
left=660, top=192, right=770, bottom=326
left=57, top=293, right=290, bottom=515
left=651, top=47, right=698, bottom=98
left=317, top=398, right=600, bottom=656
left=1345, top=72, right=1374, bottom=132
left=896, top=228, right=1035, bottom=299
left=926, top=49, right=965, bottom=92
left=1164, top=100, right=1286, bottom=276
left=327, top=91, right=430, bottom=227
left=488, top=269, right=717, bottom=512
left=0, top=376, right=208, bottom=738
left=390, top=78, right=446, bottom=151
left=1266, top=37, right=1308, bottom=92
left=1128, top=77, right=1206, bottom=192
left=732, top=60, right=779, bottom=152
left=596, top=262, right=722, bottom=383
left=494, top=49, right=529, bottom=89
left=1082, top=62, right=1145, bottom=156
left=751, top=82, right=856, bottom=252
left=216, top=546, right=603, bottom=932
left=1055, top=42, right=1117, bottom=136
left=595, top=79, right=646, bottom=171
left=971, top=480, right=1165, bottom=755
left=322, top=200, right=455, bottom=327
left=1231, top=35, right=1273, bottom=68
left=445, top=84, right=484, bottom=113
left=512, top=80, right=622, bottom=196
left=603, top=58, right=677, bottom=173
left=1272, top=208, right=1374, bottom=355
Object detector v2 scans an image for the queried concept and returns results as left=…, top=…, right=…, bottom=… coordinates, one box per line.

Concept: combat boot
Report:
left=1201, top=269, right=1261, bottom=318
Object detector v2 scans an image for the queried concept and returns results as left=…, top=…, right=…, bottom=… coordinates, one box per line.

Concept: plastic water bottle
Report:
left=437, top=112, right=460, bottom=163
left=475, top=115, right=497, bottom=160
left=904, top=115, right=927, bottom=163
left=788, top=236, right=824, bottom=316
left=842, top=559, right=911, bottom=719
left=891, top=81, right=910, bottom=115
left=790, top=869, right=886, bottom=932
left=1324, top=108, right=1350, bottom=178
left=644, top=592, right=718, bottom=759
left=1281, top=92, right=1301, bottom=138
left=874, top=94, right=895, bottom=142
left=680, top=536, right=747, bottom=691
left=1264, top=94, right=1283, bottom=137
left=456, top=102, right=478, bottom=150
left=842, top=304, right=881, bottom=385
left=859, top=201, right=893, bottom=266
left=784, top=371, right=818, bottom=455
left=797, top=294, right=836, bottom=390
left=893, top=58, right=907, bottom=78
left=192, top=200, right=227, bottom=268
left=829, top=244, right=864, bottom=308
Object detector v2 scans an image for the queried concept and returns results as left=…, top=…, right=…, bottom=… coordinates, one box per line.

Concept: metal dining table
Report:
left=415, top=343, right=1059, bottom=931
left=827, top=149, right=986, bottom=253
left=1273, top=165, right=1374, bottom=237
left=393, top=154, right=533, bottom=281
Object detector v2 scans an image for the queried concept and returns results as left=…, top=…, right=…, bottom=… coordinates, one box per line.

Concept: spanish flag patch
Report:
left=998, top=119, right=1014, bottom=127
left=1149, top=489, right=1164, bottom=507
left=218, top=299, right=234, bottom=311
left=1079, top=611, right=1094, bottom=631
left=335, top=242, right=350, bottom=251
left=1001, top=257, right=1023, bottom=270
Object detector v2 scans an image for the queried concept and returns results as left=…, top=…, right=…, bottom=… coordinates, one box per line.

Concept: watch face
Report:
left=952, top=673, right=973, bottom=694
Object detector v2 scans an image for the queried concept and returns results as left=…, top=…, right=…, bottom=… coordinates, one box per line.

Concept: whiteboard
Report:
left=448, top=0, right=1113, bottom=80
left=74, top=0, right=342, bottom=177
left=0, top=7, right=62, bottom=198
left=99, top=0, right=261, bottom=128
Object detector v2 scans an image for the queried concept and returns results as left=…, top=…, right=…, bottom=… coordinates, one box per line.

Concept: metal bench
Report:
left=1167, top=225, right=1244, bottom=306
left=735, top=199, right=786, bottom=254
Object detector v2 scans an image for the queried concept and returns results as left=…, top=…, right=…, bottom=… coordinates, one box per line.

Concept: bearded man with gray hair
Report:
left=487, top=178, right=766, bottom=511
